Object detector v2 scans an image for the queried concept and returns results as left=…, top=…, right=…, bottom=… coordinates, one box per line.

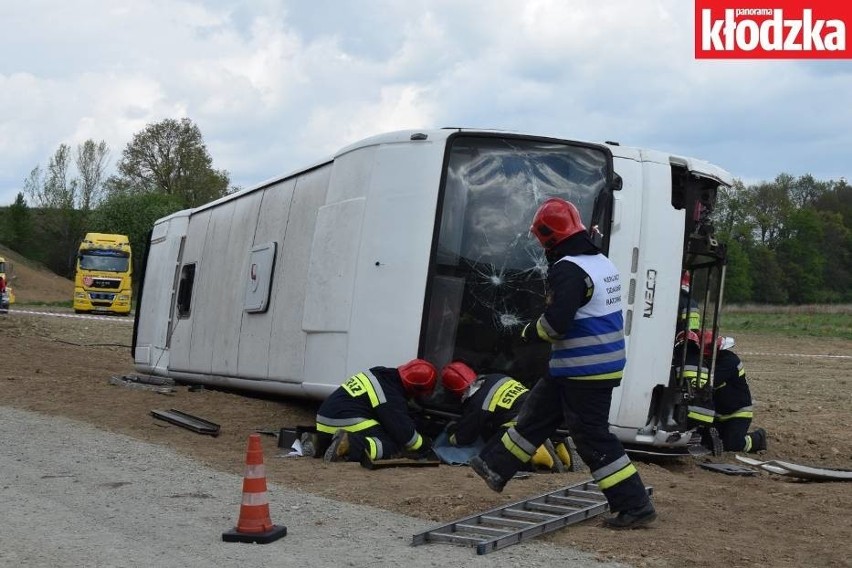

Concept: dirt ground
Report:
left=1, top=306, right=850, bottom=568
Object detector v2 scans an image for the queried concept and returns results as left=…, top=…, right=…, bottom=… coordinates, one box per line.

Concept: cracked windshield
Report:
left=423, top=135, right=611, bottom=385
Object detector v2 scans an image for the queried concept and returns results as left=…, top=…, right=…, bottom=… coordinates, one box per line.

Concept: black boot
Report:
left=701, top=426, right=723, bottom=456
left=299, top=432, right=316, bottom=458
left=470, top=456, right=508, bottom=493
left=747, top=428, right=767, bottom=452
left=602, top=501, right=658, bottom=530
left=323, top=430, right=351, bottom=462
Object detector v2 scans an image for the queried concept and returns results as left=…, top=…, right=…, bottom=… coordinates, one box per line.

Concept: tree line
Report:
left=0, top=118, right=231, bottom=280
left=714, top=174, right=851, bottom=304
left=0, top=121, right=849, bottom=305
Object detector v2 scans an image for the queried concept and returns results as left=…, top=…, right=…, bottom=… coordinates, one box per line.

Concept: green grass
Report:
left=720, top=308, right=852, bottom=340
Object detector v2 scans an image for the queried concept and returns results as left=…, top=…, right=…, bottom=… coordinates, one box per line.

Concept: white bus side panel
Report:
left=303, top=199, right=366, bottom=333
left=236, top=177, right=297, bottom=379
left=268, top=165, right=332, bottom=386
left=612, top=158, right=685, bottom=443
left=134, top=213, right=189, bottom=373
left=169, top=211, right=211, bottom=372
left=346, top=141, right=443, bottom=374
left=188, top=203, right=237, bottom=373
left=607, top=154, right=646, bottom=431
left=301, top=197, right=366, bottom=386
left=210, top=191, right=263, bottom=377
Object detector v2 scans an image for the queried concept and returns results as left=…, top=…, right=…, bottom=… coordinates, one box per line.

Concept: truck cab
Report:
left=74, top=233, right=133, bottom=315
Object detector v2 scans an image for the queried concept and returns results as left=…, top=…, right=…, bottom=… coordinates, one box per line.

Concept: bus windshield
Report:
left=422, top=134, right=613, bottom=386
left=79, top=251, right=130, bottom=273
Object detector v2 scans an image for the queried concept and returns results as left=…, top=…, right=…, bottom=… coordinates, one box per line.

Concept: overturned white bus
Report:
left=132, top=128, right=732, bottom=452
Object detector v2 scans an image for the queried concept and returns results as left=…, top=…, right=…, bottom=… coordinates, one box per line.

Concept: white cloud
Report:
left=1, top=0, right=850, bottom=204
left=302, top=83, right=436, bottom=152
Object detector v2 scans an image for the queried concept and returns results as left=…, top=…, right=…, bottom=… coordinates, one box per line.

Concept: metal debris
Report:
left=109, top=374, right=175, bottom=394
left=150, top=409, right=221, bottom=436
left=736, top=455, right=852, bottom=481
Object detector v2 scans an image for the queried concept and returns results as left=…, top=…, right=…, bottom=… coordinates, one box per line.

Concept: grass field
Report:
left=721, top=304, right=852, bottom=339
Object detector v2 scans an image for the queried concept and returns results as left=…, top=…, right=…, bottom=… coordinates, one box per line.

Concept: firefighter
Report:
left=673, top=330, right=716, bottom=430
left=440, top=361, right=570, bottom=471
left=678, top=270, right=701, bottom=332
left=703, top=331, right=767, bottom=453
left=469, top=197, right=656, bottom=529
left=314, top=359, right=437, bottom=462
left=0, top=275, right=8, bottom=312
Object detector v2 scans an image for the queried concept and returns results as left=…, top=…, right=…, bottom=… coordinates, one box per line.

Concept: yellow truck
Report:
left=73, top=233, right=132, bottom=315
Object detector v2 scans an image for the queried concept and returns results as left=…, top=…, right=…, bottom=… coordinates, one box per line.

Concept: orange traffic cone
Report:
left=222, top=433, right=287, bottom=544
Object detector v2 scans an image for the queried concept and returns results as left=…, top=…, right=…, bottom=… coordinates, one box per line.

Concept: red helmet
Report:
left=530, top=197, right=586, bottom=250
left=398, top=359, right=437, bottom=397
left=675, top=330, right=700, bottom=347
left=681, top=271, right=691, bottom=293
left=441, top=361, right=477, bottom=396
left=701, top=330, right=724, bottom=357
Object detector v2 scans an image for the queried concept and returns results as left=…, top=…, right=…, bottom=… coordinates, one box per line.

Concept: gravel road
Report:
left=0, top=406, right=628, bottom=568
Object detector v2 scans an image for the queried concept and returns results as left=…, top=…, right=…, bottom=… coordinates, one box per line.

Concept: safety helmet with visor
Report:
left=441, top=361, right=478, bottom=397
left=397, top=358, right=437, bottom=398
left=530, top=197, right=587, bottom=250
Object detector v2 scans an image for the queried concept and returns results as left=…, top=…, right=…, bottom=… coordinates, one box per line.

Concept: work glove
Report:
left=530, top=443, right=557, bottom=471
left=554, top=437, right=586, bottom=472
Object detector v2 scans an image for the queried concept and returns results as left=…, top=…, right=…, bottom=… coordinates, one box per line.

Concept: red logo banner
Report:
left=695, top=0, right=851, bottom=59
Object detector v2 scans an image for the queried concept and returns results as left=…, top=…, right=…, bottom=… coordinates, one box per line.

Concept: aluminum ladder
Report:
left=412, top=479, right=612, bottom=555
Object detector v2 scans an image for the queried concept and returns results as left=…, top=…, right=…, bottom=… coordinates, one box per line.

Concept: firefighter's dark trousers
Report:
left=715, top=417, right=751, bottom=452
left=478, top=376, right=650, bottom=513
left=317, top=425, right=404, bottom=461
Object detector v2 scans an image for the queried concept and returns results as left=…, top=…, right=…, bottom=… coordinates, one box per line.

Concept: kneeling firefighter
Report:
left=441, top=361, right=579, bottom=471
left=704, top=331, right=767, bottom=453
left=313, top=359, right=437, bottom=463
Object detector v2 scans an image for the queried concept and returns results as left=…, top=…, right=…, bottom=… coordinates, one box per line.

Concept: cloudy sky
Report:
left=1, top=0, right=850, bottom=205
